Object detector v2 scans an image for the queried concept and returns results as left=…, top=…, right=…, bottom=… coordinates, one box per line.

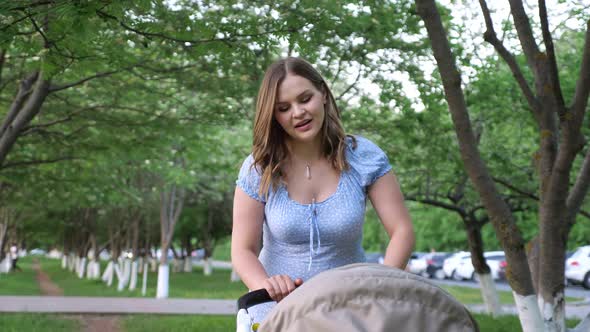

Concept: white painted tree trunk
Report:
left=117, top=259, right=130, bottom=291
left=513, top=292, right=544, bottom=332
left=87, top=260, right=100, bottom=280
left=138, top=257, right=144, bottom=274
left=539, top=292, right=566, bottom=332
left=203, top=258, right=212, bottom=276
left=0, top=257, right=11, bottom=273
left=141, top=262, right=148, bottom=296
left=129, top=260, right=138, bottom=290
left=61, top=255, right=67, bottom=269
left=156, top=264, right=169, bottom=298
left=101, top=261, right=112, bottom=282
left=230, top=268, right=241, bottom=282
left=477, top=273, right=501, bottom=316
left=183, top=257, right=192, bottom=273
left=77, top=257, right=87, bottom=279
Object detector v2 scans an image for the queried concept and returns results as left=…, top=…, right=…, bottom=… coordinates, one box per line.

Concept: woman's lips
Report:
left=295, top=119, right=312, bottom=131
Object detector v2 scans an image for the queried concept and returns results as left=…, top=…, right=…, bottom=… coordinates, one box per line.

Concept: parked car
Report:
left=499, top=251, right=575, bottom=282
left=406, top=252, right=428, bottom=275
left=365, top=252, right=384, bottom=264
left=565, top=245, right=590, bottom=289
left=442, top=251, right=471, bottom=280
left=455, top=251, right=505, bottom=281
left=424, top=252, right=452, bottom=280
left=28, top=248, right=46, bottom=256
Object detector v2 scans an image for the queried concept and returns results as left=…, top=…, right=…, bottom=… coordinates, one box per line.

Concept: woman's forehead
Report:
left=276, top=74, right=317, bottom=102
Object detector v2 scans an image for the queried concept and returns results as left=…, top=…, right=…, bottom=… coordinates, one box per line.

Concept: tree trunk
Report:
left=465, top=223, right=501, bottom=316
left=415, top=0, right=540, bottom=329
left=0, top=72, right=51, bottom=167
left=157, top=184, right=185, bottom=298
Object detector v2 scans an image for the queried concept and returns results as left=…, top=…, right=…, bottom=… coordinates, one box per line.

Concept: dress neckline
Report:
left=282, top=171, right=345, bottom=206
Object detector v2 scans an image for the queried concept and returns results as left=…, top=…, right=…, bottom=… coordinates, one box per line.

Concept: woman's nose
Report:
left=292, top=104, right=306, bottom=118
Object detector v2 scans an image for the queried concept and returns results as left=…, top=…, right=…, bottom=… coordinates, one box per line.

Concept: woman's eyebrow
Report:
left=276, top=89, right=312, bottom=104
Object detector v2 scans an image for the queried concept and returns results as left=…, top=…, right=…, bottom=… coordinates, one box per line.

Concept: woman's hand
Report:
left=261, top=275, right=303, bottom=302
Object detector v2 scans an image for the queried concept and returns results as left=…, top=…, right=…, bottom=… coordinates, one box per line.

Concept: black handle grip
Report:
left=237, top=289, right=274, bottom=310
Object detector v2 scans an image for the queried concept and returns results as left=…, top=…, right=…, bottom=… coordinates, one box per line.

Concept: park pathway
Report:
left=32, top=259, right=121, bottom=332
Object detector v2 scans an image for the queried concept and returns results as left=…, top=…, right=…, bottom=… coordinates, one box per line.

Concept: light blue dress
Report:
left=235, top=135, right=392, bottom=323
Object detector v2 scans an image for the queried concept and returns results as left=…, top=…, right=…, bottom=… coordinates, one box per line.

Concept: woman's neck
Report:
left=286, top=137, right=323, bottom=164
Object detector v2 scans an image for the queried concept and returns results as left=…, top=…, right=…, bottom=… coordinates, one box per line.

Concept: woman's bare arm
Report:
left=368, top=171, right=415, bottom=269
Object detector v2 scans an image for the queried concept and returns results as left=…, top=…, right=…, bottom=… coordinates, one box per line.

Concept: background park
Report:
left=0, top=1, right=589, bottom=331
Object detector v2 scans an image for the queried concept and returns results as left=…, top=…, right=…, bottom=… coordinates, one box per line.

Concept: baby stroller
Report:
left=236, top=263, right=479, bottom=332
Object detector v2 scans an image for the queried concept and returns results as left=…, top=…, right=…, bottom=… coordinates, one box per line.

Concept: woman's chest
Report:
left=264, top=183, right=367, bottom=243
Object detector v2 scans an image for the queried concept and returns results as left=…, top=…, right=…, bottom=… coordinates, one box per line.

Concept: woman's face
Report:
left=274, top=73, right=326, bottom=144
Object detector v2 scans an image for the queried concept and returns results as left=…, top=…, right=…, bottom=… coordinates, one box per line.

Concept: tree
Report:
left=415, top=1, right=590, bottom=330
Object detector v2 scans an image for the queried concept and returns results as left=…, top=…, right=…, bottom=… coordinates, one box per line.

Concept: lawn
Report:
left=0, top=313, right=581, bottom=332
left=1, top=256, right=584, bottom=332
left=0, top=256, right=41, bottom=295
left=39, top=257, right=248, bottom=299
left=0, top=313, right=79, bottom=332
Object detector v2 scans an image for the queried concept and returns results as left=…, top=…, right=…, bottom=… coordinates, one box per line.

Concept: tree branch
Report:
left=405, top=195, right=466, bottom=216
left=0, top=72, right=38, bottom=137
left=538, top=0, right=566, bottom=116
left=48, top=69, right=123, bottom=92
left=507, top=0, right=541, bottom=71
left=0, top=71, right=50, bottom=167
left=96, top=9, right=298, bottom=46
left=478, top=0, right=540, bottom=119
left=571, top=20, right=590, bottom=127
left=493, top=176, right=538, bottom=200
left=566, top=149, right=590, bottom=225
left=0, top=156, right=77, bottom=170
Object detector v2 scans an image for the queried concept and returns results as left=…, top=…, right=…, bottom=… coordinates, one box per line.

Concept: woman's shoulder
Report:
left=345, top=135, right=391, bottom=188
left=236, top=153, right=266, bottom=202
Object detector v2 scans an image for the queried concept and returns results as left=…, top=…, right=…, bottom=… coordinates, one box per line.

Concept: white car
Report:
left=407, top=252, right=428, bottom=275
left=455, top=251, right=505, bottom=281
left=565, top=245, right=590, bottom=289
left=442, top=251, right=470, bottom=280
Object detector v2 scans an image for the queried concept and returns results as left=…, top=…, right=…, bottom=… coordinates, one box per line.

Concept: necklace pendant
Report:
left=306, top=164, right=311, bottom=180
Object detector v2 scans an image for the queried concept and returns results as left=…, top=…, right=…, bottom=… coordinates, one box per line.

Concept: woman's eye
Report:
left=278, top=106, right=289, bottom=112
left=301, top=95, right=311, bottom=103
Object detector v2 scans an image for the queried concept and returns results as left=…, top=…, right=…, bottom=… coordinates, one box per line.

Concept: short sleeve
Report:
left=236, top=154, right=266, bottom=203
left=347, top=136, right=392, bottom=188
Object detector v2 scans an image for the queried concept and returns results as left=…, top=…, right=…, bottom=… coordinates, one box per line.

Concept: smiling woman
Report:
left=230, top=57, right=415, bottom=324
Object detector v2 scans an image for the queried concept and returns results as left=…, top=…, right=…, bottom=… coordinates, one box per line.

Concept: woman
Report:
left=231, top=57, right=414, bottom=321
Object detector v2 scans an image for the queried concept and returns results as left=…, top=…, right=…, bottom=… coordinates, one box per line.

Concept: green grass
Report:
left=441, top=285, right=516, bottom=305
left=472, top=313, right=580, bottom=332
left=0, top=256, right=41, bottom=295
left=0, top=313, right=79, bottom=331
left=40, top=257, right=248, bottom=299
left=440, top=284, right=582, bottom=305
left=0, top=313, right=582, bottom=332
left=123, top=315, right=235, bottom=332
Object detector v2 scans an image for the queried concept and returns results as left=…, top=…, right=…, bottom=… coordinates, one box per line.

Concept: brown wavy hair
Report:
left=252, top=57, right=355, bottom=199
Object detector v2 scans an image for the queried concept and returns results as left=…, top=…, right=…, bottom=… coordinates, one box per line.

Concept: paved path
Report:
left=0, top=296, right=236, bottom=315
left=1, top=295, right=588, bottom=320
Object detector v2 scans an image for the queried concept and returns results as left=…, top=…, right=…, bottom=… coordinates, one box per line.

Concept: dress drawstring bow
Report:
left=307, top=198, right=321, bottom=271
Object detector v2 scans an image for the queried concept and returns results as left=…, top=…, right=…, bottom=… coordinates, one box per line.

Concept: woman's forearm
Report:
left=231, top=249, right=270, bottom=290
left=382, top=224, right=415, bottom=269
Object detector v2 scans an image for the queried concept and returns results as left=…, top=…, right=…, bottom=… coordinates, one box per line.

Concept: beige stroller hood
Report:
left=258, top=263, right=479, bottom=332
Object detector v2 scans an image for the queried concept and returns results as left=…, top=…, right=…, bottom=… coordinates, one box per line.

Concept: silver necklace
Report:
left=305, top=164, right=311, bottom=180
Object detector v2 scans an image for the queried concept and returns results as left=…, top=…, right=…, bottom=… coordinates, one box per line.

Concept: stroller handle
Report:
left=237, top=288, right=273, bottom=310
